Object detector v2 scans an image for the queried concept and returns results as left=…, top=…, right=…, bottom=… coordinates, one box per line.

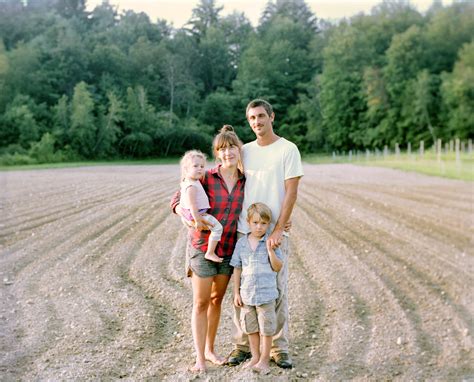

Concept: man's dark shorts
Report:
left=187, top=244, right=233, bottom=278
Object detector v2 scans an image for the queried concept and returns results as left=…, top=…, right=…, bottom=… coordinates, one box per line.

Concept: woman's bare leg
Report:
left=205, top=274, right=231, bottom=365
left=190, top=275, right=213, bottom=372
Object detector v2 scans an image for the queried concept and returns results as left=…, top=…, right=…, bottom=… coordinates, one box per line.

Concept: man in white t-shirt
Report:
left=227, top=99, right=304, bottom=369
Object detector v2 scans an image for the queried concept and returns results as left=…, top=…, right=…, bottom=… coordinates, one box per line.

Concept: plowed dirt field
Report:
left=1, top=164, right=472, bottom=381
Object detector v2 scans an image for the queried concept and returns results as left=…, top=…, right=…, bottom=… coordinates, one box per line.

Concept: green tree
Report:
left=259, top=0, right=317, bottom=33
left=441, top=40, right=474, bottom=139
left=121, top=86, right=157, bottom=157
left=199, top=26, right=234, bottom=93
left=70, top=81, right=96, bottom=158
left=235, top=16, right=314, bottom=110
left=51, top=94, right=70, bottom=146
left=384, top=25, right=428, bottom=144
left=185, top=0, right=223, bottom=39
left=219, top=12, right=254, bottom=70
left=318, top=23, right=371, bottom=149
left=93, top=91, right=123, bottom=158
left=424, top=2, right=474, bottom=73
left=1, top=95, right=41, bottom=148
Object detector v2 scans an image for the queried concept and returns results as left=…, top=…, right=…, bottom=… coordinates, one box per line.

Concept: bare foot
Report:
left=252, top=364, right=270, bottom=375
left=252, top=360, right=270, bottom=374
left=204, top=252, right=223, bottom=263
left=189, top=361, right=207, bottom=373
left=243, top=357, right=259, bottom=369
left=205, top=350, right=226, bottom=365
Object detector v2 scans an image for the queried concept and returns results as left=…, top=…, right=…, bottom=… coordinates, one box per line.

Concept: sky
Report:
left=86, top=0, right=455, bottom=27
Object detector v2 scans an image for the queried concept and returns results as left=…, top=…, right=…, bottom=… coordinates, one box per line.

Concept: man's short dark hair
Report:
left=246, top=99, right=273, bottom=117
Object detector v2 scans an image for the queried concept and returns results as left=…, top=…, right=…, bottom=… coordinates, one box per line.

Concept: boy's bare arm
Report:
left=233, top=267, right=243, bottom=307
left=267, top=241, right=283, bottom=272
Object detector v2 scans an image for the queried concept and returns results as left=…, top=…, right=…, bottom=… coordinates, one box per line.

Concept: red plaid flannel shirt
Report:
left=170, top=166, right=245, bottom=257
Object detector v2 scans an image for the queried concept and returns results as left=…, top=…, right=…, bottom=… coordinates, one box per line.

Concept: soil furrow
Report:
left=297, top=190, right=473, bottom=378
left=1, top=164, right=472, bottom=380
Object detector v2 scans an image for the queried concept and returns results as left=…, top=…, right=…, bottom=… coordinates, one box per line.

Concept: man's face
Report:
left=247, top=106, right=274, bottom=138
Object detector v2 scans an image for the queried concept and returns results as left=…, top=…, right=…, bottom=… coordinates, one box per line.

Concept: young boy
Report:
left=230, top=203, right=283, bottom=375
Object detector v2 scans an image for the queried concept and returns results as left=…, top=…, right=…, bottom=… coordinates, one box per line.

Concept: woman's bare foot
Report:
left=189, top=361, right=207, bottom=373
left=204, top=252, right=223, bottom=263
left=205, top=350, right=226, bottom=365
left=243, top=357, right=259, bottom=369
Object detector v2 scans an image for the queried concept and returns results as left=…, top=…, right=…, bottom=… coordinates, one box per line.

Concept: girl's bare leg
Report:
left=204, top=239, right=223, bottom=263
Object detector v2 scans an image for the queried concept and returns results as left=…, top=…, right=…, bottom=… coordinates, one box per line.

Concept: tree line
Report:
left=0, top=0, right=473, bottom=164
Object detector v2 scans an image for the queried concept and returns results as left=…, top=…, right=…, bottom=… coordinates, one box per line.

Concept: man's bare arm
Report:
left=267, top=176, right=301, bottom=249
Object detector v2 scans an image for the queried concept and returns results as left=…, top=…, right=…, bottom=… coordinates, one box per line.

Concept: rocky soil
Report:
left=0, top=164, right=472, bottom=381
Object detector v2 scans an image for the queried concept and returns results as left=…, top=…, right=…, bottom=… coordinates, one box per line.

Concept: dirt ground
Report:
left=0, top=164, right=472, bottom=381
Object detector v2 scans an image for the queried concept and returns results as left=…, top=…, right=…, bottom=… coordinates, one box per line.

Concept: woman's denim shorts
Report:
left=186, top=243, right=233, bottom=278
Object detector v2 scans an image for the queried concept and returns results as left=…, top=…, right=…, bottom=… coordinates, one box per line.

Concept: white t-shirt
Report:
left=238, top=137, right=304, bottom=234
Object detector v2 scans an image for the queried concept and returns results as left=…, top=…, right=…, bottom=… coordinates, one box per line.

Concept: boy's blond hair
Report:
left=180, top=150, right=206, bottom=181
left=247, top=202, right=272, bottom=223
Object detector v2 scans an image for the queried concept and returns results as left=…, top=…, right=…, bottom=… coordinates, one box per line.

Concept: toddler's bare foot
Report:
left=205, top=350, right=226, bottom=365
left=243, top=357, right=259, bottom=369
left=204, top=252, right=223, bottom=263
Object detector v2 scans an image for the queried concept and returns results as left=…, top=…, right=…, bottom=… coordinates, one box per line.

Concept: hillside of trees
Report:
left=0, top=0, right=473, bottom=164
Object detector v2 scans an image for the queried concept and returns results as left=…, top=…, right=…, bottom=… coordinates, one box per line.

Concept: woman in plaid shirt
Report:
left=171, top=125, right=245, bottom=373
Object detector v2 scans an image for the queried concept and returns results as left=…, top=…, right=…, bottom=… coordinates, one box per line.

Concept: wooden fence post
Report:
left=437, top=139, right=442, bottom=163
left=469, top=139, right=473, bottom=155
left=395, top=143, right=400, bottom=158
left=420, top=140, right=424, bottom=157
left=455, top=138, right=461, bottom=165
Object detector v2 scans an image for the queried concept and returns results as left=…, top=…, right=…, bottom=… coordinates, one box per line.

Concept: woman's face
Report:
left=216, top=144, right=240, bottom=168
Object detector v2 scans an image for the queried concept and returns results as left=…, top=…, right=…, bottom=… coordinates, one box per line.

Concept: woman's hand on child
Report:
left=284, top=220, right=292, bottom=232
left=193, top=216, right=214, bottom=231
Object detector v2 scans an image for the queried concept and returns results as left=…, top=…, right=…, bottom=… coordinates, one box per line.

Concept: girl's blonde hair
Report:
left=180, top=150, right=206, bottom=181
left=212, top=125, right=244, bottom=172
left=247, top=202, right=272, bottom=223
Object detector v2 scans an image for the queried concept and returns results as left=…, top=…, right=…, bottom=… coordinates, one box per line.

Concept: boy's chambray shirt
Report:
left=230, top=233, right=283, bottom=306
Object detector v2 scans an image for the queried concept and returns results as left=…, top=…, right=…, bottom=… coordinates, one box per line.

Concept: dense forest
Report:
left=0, top=0, right=473, bottom=164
